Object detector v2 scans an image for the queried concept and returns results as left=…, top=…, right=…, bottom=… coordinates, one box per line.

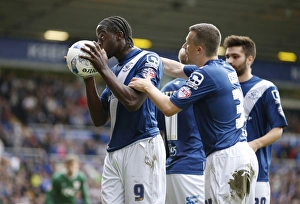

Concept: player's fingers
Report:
left=92, top=41, right=101, bottom=51
left=83, top=43, right=97, bottom=55
left=80, top=47, right=95, bottom=58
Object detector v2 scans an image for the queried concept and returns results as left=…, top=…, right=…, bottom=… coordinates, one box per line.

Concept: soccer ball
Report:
left=66, top=40, right=98, bottom=78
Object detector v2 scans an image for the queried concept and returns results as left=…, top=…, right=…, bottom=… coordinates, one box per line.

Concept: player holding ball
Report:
left=76, top=16, right=166, bottom=204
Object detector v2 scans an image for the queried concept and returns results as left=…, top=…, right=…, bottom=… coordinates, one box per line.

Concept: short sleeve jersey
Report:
left=100, top=49, right=164, bottom=152
left=170, top=59, right=247, bottom=156
left=157, top=78, right=206, bottom=175
left=241, top=75, right=288, bottom=181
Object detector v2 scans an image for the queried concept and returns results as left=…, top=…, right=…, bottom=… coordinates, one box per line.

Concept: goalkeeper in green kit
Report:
left=45, top=154, right=90, bottom=204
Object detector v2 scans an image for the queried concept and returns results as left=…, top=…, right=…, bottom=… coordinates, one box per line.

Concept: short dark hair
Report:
left=189, top=23, right=221, bottom=57
left=223, top=35, right=256, bottom=60
left=99, top=16, right=134, bottom=51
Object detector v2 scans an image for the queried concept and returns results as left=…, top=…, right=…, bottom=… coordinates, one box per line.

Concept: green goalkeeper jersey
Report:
left=45, top=171, right=90, bottom=204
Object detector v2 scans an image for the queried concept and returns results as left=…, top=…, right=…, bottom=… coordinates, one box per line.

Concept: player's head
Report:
left=178, top=47, right=188, bottom=64
left=182, top=23, right=221, bottom=66
left=223, top=35, right=256, bottom=76
left=65, top=154, right=80, bottom=176
left=96, top=16, right=134, bottom=58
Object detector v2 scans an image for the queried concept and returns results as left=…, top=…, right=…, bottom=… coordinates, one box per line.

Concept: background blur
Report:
left=1, top=0, right=300, bottom=204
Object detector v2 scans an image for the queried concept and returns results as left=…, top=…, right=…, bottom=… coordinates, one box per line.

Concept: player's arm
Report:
left=84, top=77, right=109, bottom=126
left=248, top=127, right=283, bottom=152
left=81, top=43, right=147, bottom=112
left=161, top=57, right=188, bottom=79
left=97, top=66, right=148, bottom=112
left=129, top=72, right=181, bottom=117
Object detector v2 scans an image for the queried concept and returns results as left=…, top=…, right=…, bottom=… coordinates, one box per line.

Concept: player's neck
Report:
left=197, top=56, right=218, bottom=67
left=238, top=71, right=252, bottom=83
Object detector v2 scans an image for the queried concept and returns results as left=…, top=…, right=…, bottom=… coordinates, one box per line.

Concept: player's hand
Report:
left=79, top=41, right=108, bottom=71
left=129, top=71, right=153, bottom=92
left=248, top=141, right=258, bottom=152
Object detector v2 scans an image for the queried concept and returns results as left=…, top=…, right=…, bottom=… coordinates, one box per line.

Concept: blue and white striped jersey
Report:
left=100, top=48, right=164, bottom=152
left=241, top=75, right=288, bottom=181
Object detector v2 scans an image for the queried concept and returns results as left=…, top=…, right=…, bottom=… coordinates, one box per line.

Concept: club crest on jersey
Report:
left=145, top=54, right=159, bottom=69
left=186, top=72, right=203, bottom=90
left=247, top=90, right=260, bottom=100
left=178, top=86, right=191, bottom=98
left=271, top=90, right=281, bottom=104
left=122, top=62, right=134, bottom=72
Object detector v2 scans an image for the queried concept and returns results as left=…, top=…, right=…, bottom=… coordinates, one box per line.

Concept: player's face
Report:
left=225, top=46, right=248, bottom=76
left=183, top=31, right=198, bottom=65
left=96, top=25, right=118, bottom=59
left=66, top=161, right=79, bottom=176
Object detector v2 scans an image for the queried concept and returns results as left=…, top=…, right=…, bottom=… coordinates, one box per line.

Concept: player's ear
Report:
left=247, top=55, right=254, bottom=65
left=197, top=45, right=203, bottom=54
left=116, top=31, right=124, bottom=40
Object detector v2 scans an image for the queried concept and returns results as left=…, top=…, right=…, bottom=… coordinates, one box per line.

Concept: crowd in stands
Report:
left=1, top=69, right=300, bottom=204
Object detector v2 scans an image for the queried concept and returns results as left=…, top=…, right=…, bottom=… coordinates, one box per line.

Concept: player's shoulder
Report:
left=77, top=171, right=87, bottom=180
left=140, top=50, right=162, bottom=70
left=51, top=171, right=64, bottom=180
left=252, top=75, right=276, bottom=89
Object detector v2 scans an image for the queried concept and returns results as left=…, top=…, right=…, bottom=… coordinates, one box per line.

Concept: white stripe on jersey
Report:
left=165, top=114, right=178, bottom=141
left=110, top=51, right=148, bottom=131
left=243, top=80, right=273, bottom=120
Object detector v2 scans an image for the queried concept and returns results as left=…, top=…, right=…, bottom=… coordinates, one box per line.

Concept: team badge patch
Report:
left=142, top=68, right=156, bottom=79
left=177, top=86, right=191, bottom=98
left=186, top=72, right=204, bottom=90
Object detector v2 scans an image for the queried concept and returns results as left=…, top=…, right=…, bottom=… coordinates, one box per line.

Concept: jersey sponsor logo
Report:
left=62, top=187, right=76, bottom=197
left=145, top=54, right=159, bottom=69
left=186, top=72, right=204, bottom=90
left=178, top=86, right=191, bottom=98
left=228, top=71, right=239, bottom=84
left=73, top=181, right=80, bottom=190
left=162, top=90, right=177, bottom=97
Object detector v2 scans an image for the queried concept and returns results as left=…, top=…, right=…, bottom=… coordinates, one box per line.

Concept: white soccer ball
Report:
left=66, top=40, right=98, bottom=78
